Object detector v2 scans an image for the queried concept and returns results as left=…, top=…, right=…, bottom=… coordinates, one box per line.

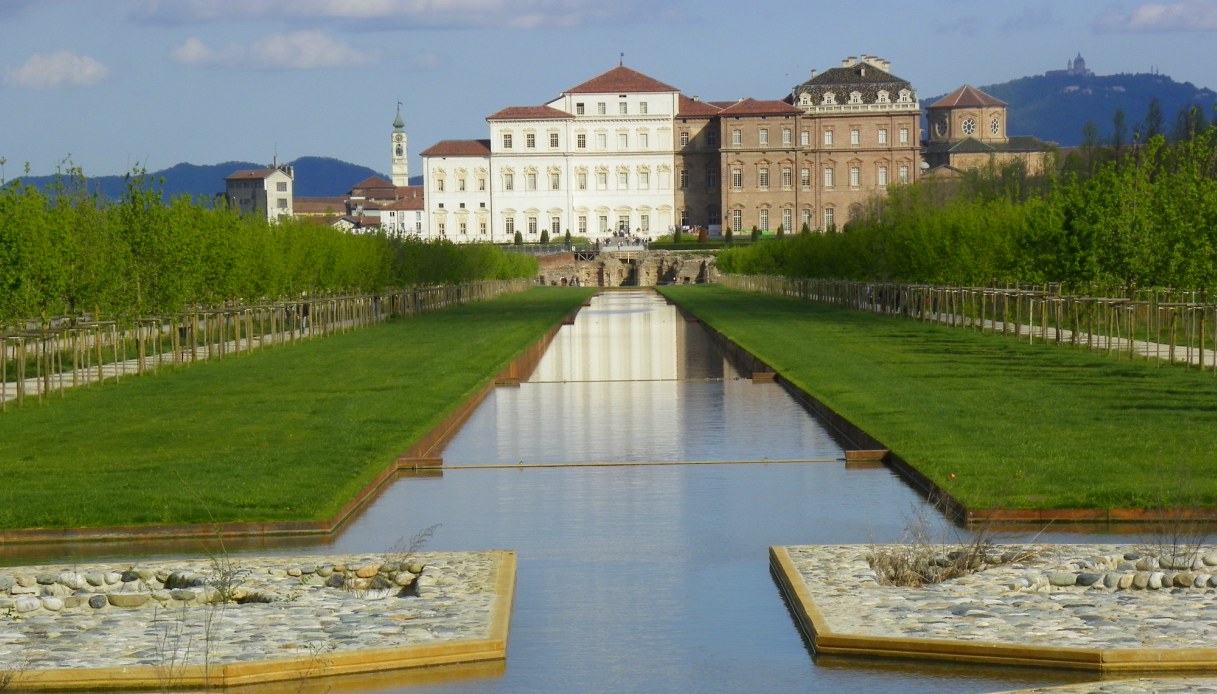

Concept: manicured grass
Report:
left=0, top=287, right=595, bottom=530
left=660, top=285, right=1217, bottom=510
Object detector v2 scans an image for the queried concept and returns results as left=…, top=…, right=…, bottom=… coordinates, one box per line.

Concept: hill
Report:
left=12, top=157, right=405, bottom=200
left=927, top=71, right=1217, bottom=147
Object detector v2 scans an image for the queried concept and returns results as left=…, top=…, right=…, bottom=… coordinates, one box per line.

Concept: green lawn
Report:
left=0, top=287, right=595, bottom=530
left=660, top=284, right=1217, bottom=510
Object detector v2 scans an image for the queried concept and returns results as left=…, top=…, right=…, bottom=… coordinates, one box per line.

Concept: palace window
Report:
left=577, top=134, right=587, bottom=149
left=824, top=207, right=835, bottom=230
left=639, top=132, right=649, bottom=148
left=550, top=172, right=560, bottom=190
left=899, top=127, right=909, bottom=144
left=502, top=133, right=513, bottom=149
left=640, top=171, right=650, bottom=189
left=679, top=168, right=688, bottom=189
left=526, top=133, right=536, bottom=148
left=732, top=129, right=742, bottom=146
left=639, top=102, right=648, bottom=114
left=850, top=129, right=860, bottom=145
left=731, top=168, right=743, bottom=189
left=899, top=164, right=910, bottom=184
left=800, top=130, right=809, bottom=146
left=823, top=130, right=834, bottom=146
left=782, top=208, right=792, bottom=231
left=504, top=173, right=514, bottom=191
left=801, top=167, right=811, bottom=188
left=549, top=133, right=559, bottom=148
left=528, top=216, right=537, bottom=235
left=680, top=131, right=689, bottom=146
left=878, top=128, right=888, bottom=145
left=850, top=166, right=860, bottom=187
left=878, top=165, right=889, bottom=186
left=618, top=133, right=628, bottom=149
left=781, top=167, right=792, bottom=189
left=597, top=102, right=606, bottom=115
left=782, top=128, right=792, bottom=145
left=578, top=215, right=587, bottom=234
left=759, top=128, right=769, bottom=145
left=619, top=102, right=628, bottom=115
left=526, top=172, right=537, bottom=190
left=759, top=209, right=769, bottom=231
left=758, top=167, right=769, bottom=190
left=577, top=172, right=588, bottom=190
left=823, top=167, right=834, bottom=188
left=732, top=209, right=742, bottom=232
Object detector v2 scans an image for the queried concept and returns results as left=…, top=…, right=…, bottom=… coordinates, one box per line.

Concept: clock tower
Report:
left=391, top=103, right=409, bottom=186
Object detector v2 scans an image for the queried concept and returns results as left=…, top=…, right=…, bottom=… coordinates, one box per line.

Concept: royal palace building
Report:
left=420, top=56, right=923, bottom=241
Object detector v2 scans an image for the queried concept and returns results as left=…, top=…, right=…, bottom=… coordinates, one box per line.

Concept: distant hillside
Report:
left=926, top=72, right=1217, bottom=147
left=13, top=157, right=401, bottom=200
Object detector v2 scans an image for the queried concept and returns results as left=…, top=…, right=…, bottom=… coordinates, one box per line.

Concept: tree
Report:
left=540, top=229, right=550, bottom=244
left=1112, top=109, right=1127, bottom=152
left=1142, top=98, right=1165, bottom=140
left=776, top=224, right=785, bottom=240
left=513, top=230, right=523, bottom=245
left=724, top=227, right=733, bottom=244
left=801, top=222, right=811, bottom=234
left=750, top=226, right=761, bottom=242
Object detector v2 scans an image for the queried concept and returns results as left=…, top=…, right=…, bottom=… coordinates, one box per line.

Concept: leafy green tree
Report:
left=540, top=229, right=550, bottom=244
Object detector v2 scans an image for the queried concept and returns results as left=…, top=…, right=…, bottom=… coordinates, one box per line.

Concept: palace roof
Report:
left=419, top=139, right=493, bottom=157
left=928, top=85, right=1007, bottom=110
left=718, top=97, right=801, bottom=116
left=565, top=65, right=679, bottom=94
left=487, top=105, right=571, bottom=121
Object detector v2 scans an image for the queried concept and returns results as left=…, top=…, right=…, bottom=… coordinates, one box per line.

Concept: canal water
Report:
left=8, top=290, right=1126, bottom=692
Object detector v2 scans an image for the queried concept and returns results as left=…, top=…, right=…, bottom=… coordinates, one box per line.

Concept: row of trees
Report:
left=717, top=125, right=1217, bottom=294
left=0, top=171, right=537, bottom=324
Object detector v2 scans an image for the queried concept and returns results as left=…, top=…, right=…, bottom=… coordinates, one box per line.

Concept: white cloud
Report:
left=133, top=0, right=641, bottom=28
left=3, top=51, right=109, bottom=89
left=1096, top=1, right=1217, bottom=32
left=171, top=32, right=377, bottom=70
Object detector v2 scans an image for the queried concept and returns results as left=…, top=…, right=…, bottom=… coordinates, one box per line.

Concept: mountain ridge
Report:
left=11, top=156, right=404, bottom=200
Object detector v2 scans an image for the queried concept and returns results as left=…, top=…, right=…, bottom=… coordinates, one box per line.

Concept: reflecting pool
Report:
left=7, top=290, right=1128, bottom=692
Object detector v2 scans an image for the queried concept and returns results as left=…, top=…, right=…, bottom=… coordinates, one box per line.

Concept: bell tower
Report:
left=391, top=102, right=409, bottom=186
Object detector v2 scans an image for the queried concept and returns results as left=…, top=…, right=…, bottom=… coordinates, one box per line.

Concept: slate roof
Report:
left=565, top=65, right=679, bottom=94
left=718, top=98, right=801, bottom=117
left=419, top=139, right=493, bottom=157
left=788, top=59, right=914, bottom=106
left=487, top=105, right=571, bottom=121
left=928, top=85, right=1007, bottom=110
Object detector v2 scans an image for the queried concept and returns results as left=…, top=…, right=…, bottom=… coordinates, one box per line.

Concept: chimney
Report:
left=809, top=69, right=817, bottom=79
left=842, top=56, right=856, bottom=67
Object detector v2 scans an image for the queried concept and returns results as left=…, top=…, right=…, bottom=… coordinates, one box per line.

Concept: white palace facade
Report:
left=421, top=66, right=681, bottom=243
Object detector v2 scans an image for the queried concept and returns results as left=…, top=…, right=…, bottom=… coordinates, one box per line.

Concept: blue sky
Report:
left=2, top=0, right=1214, bottom=179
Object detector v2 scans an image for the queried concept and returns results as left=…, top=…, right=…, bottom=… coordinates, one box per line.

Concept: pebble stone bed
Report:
left=0, top=551, right=504, bottom=673
left=787, top=544, right=1217, bottom=693
left=787, top=544, right=1217, bottom=649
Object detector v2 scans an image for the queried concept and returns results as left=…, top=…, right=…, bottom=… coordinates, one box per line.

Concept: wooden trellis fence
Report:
left=721, top=275, right=1217, bottom=372
left=1, top=279, right=529, bottom=411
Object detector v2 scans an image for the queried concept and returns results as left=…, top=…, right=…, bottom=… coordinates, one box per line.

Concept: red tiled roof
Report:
left=929, top=85, right=1006, bottom=109
left=293, top=197, right=347, bottom=214
left=394, top=185, right=424, bottom=199
left=351, top=175, right=394, bottom=190
left=487, top=105, right=570, bottom=120
left=383, top=197, right=424, bottom=211
left=225, top=168, right=278, bottom=180
left=718, top=98, right=801, bottom=116
left=420, top=139, right=492, bottom=157
left=678, top=95, right=723, bottom=117
left=566, top=65, right=678, bottom=94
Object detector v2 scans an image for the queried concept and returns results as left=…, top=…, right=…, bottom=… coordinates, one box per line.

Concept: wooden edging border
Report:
left=0, top=303, right=580, bottom=546
left=770, top=546, right=1217, bottom=673
left=6, top=551, right=517, bottom=691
